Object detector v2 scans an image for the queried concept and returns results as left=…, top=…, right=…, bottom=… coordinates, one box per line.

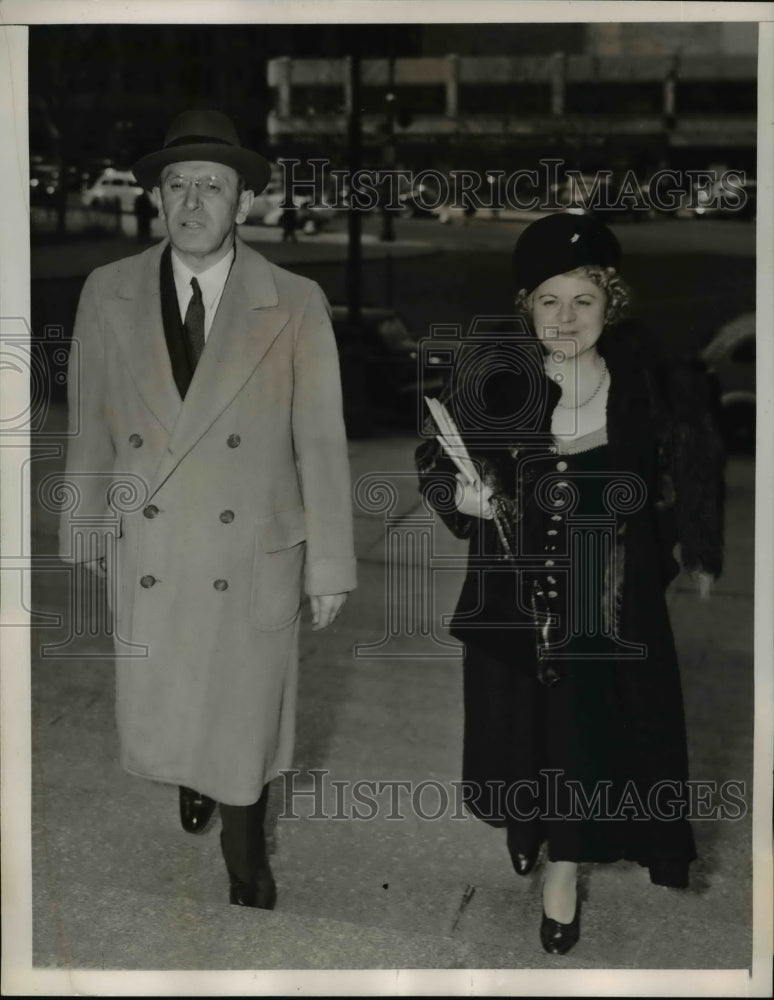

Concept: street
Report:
left=31, top=209, right=756, bottom=386
left=27, top=214, right=756, bottom=973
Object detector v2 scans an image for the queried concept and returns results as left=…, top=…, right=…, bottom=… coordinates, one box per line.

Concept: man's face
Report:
left=153, top=161, right=254, bottom=271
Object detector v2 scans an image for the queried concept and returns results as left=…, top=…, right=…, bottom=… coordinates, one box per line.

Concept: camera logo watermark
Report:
left=32, top=471, right=151, bottom=658
left=354, top=317, right=650, bottom=661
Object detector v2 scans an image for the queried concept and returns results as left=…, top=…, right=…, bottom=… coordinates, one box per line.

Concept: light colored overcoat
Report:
left=59, top=238, right=356, bottom=805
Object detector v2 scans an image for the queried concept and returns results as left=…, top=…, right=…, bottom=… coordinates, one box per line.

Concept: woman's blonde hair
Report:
left=515, top=265, right=632, bottom=328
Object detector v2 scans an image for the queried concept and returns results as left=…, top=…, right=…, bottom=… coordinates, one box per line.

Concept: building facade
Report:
left=266, top=23, right=757, bottom=177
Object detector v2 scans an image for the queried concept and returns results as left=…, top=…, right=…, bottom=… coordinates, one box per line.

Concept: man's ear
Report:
left=236, top=188, right=255, bottom=225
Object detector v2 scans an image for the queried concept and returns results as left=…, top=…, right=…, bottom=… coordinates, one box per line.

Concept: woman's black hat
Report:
left=512, top=212, right=622, bottom=293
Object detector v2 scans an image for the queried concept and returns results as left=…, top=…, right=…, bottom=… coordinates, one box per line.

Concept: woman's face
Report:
left=528, top=269, right=607, bottom=358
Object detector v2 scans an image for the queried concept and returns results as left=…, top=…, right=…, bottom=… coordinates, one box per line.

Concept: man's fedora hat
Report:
left=132, top=109, right=272, bottom=193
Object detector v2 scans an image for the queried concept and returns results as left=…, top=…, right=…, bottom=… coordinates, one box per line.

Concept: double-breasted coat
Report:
left=59, top=238, right=356, bottom=805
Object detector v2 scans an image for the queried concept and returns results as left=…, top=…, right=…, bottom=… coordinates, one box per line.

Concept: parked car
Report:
left=81, top=168, right=143, bottom=213
left=244, top=168, right=333, bottom=229
left=551, top=172, right=652, bottom=222
left=29, top=161, right=61, bottom=206
left=688, top=176, right=757, bottom=220
left=330, top=305, right=446, bottom=432
left=701, top=312, right=755, bottom=452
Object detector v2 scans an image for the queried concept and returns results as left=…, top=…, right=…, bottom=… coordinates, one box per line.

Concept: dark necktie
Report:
left=183, top=277, right=205, bottom=363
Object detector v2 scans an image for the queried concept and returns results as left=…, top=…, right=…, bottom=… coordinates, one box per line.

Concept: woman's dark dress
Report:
left=416, top=328, right=723, bottom=889
left=461, top=429, right=696, bottom=884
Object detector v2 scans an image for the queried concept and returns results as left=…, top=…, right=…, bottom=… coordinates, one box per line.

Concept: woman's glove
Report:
left=454, top=473, right=494, bottom=520
left=692, top=570, right=714, bottom=600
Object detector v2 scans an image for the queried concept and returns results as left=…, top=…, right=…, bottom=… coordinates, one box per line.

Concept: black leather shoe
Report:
left=506, top=826, right=540, bottom=877
left=228, top=867, right=277, bottom=910
left=179, top=785, right=217, bottom=834
left=540, top=898, right=581, bottom=955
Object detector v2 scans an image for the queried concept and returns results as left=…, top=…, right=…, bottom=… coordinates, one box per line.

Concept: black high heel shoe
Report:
left=540, top=897, right=580, bottom=955
left=506, top=826, right=540, bottom=876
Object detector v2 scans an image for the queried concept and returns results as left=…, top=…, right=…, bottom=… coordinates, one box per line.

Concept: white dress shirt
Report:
left=171, top=246, right=235, bottom=341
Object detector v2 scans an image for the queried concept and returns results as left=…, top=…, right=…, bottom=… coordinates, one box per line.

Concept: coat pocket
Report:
left=102, top=515, right=123, bottom=617
left=251, top=508, right=307, bottom=630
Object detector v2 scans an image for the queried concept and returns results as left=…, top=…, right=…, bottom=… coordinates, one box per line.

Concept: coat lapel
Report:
left=153, top=240, right=290, bottom=489
left=112, top=240, right=183, bottom=435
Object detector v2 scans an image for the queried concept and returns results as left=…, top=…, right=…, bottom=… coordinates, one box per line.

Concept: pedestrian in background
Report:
left=59, top=110, right=356, bottom=910
left=279, top=203, right=298, bottom=242
left=133, top=189, right=155, bottom=242
left=416, top=212, right=724, bottom=955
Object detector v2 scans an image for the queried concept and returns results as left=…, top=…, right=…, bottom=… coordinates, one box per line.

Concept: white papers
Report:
left=424, top=396, right=480, bottom=485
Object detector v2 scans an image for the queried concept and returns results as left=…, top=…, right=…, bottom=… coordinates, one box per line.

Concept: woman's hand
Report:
left=454, top=473, right=494, bottom=519
left=691, top=570, right=714, bottom=600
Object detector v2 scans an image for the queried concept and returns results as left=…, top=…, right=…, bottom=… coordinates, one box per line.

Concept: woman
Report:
left=416, top=212, right=724, bottom=955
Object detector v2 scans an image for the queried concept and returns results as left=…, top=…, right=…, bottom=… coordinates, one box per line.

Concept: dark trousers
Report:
left=218, top=784, right=270, bottom=884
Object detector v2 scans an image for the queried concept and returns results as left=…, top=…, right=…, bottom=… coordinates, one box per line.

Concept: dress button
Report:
left=547, top=575, right=557, bottom=584
left=556, top=460, right=568, bottom=472
left=140, top=575, right=156, bottom=588
left=143, top=505, right=159, bottom=519
left=129, top=434, right=143, bottom=448
left=213, top=579, right=229, bottom=591
left=551, top=514, right=562, bottom=522
left=545, top=559, right=555, bottom=567
left=219, top=510, right=235, bottom=524
left=548, top=590, right=558, bottom=598
left=547, top=529, right=558, bottom=536
left=227, top=434, right=241, bottom=448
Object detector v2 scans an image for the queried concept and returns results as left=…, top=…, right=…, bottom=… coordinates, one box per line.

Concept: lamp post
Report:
left=379, top=55, right=397, bottom=243
left=346, top=51, right=362, bottom=328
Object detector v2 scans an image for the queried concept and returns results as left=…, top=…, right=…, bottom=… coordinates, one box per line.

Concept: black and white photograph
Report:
left=1, top=1, right=772, bottom=995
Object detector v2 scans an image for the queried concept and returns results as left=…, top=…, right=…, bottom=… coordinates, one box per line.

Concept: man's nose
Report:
left=183, top=181, right=201, bottom=209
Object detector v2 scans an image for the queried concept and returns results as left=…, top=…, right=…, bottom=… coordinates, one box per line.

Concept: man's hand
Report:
left=310, top=593, right=348, bottom=630
left=454, top=473, right=494, bottom=519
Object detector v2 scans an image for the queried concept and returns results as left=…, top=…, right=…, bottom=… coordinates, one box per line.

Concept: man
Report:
left=58, top=110, right=356, bottom=908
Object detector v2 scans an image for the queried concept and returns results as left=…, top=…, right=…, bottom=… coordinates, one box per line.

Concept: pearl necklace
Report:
left=554, top=359, right=608, bottom=409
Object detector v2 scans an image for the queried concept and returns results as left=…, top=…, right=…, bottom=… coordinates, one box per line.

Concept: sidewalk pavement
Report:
left=29, top=209, right=755, bottom=287
left=29, top=399, right=754, bottom=974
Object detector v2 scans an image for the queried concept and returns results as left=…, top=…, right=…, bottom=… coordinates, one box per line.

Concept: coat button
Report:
left=143, top=505, right=159, bottom=519
left=227, top=434, right=241, bottom=448
left=556, top=460, right=568, bottom=472
left=140, top=575, right=156, bottom=588
left=545, top=559, right=555, bottom=567
left=219, top=510, right=235, bottom=524
left=129, top=434, right=143, bottom=448
left=213, top=579, right=229, bottom=591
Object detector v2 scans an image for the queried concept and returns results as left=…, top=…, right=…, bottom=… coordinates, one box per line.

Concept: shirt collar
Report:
left=170, top=244, right=235, bottom=308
